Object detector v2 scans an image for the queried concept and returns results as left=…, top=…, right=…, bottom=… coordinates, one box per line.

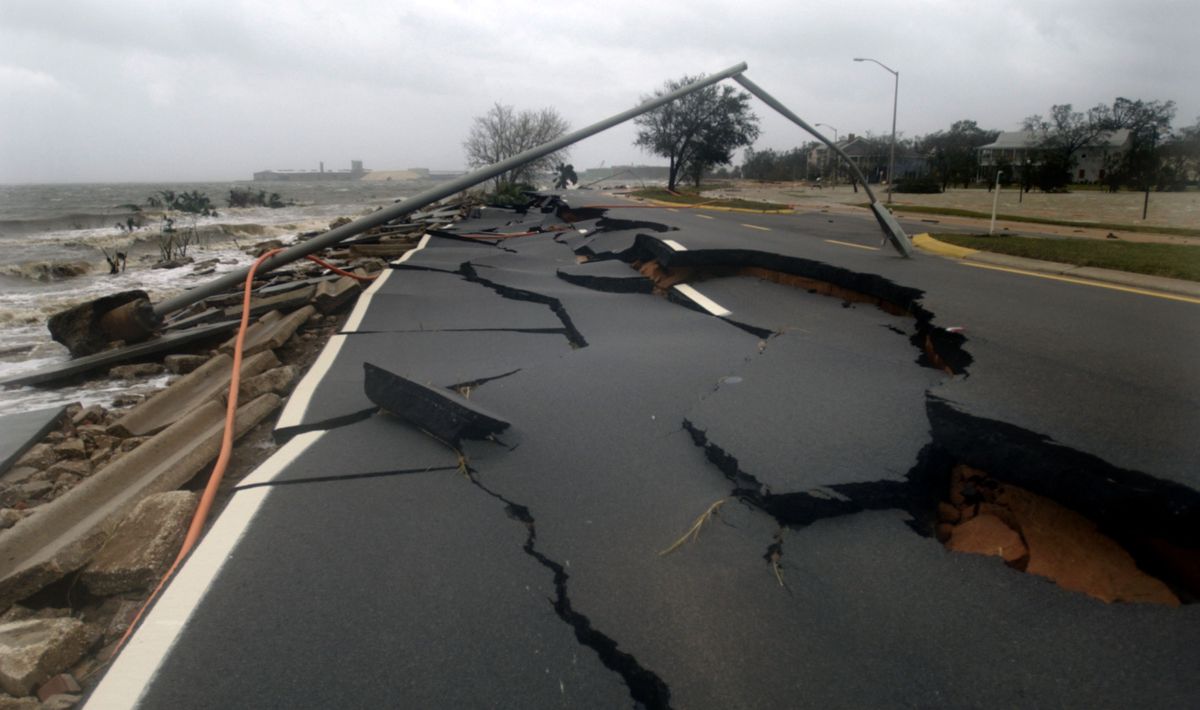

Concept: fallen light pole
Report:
left=732, top=74, right=913, bottom=257
left=152, top=63, right=750, bottom=318
left=51, top=60, right=915, bottom=356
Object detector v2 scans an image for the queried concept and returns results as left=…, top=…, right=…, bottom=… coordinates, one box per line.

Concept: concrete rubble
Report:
left=0, top=618, right=98, bottom=697
left=0, top=199, right=463, bottom=705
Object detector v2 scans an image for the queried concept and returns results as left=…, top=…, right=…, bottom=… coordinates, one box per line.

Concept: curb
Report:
left=911, top=233, right=1200, bottom=302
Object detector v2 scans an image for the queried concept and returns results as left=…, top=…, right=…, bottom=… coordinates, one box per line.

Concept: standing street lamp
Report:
left=815, top=122, right=839, bottom=188
left=854, top=57, right=899, bottom=204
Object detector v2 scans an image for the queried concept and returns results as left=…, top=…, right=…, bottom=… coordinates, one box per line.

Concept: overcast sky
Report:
left=1, top=0, right=1196, bottom=183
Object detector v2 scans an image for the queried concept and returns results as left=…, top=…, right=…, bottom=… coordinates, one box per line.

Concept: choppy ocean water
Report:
left=0, top=179, right=416, bottom=415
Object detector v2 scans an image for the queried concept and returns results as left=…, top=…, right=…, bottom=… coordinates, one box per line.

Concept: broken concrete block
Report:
left=0, top=394, right=281, bottom=610
left=108, top=363, right=165, bottom=380
left=0, top=695, right=40, bottom=709
left=364, top=362, right=510, bottom=445
left=81, top=491, right=197, bottom=596
left=0, top=618, right=99, bottom=697
left=50, top=442, right=85, bottom=462
left=68, top=406, right=103, bottom=429
left=108, top=350, right=279, bottom=438
left=0, top=509, right=28, bottom=530
left=39, top=694, right=81, bottom=709
left=35, top=673, right=80, bottom=702
left=239, top=366, right=298, bottom=402
left=0, top=468, right=37, bottom=486
left=221, top=306, right=316, bottom=357
left=46, top=461, right=89, bottom=480
left=313, top=276, right=362, bottom=314
left=13, top=446, right=55, bottom=471
left=164, top=354, right=208, bottom=375
left=17, top=482, right=51, bottom=500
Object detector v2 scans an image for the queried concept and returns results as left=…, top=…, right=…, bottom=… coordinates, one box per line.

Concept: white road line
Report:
left=673, top=284, right=732, bottom=317
left=663, top=239, right=688, bottom=252
left=824, top=239, right=879, bottom=251
left=666, top=208, right=680, bottom=213
left=275, top=334, right=347, bottom=430
left=696, top=214, right=714, bottom=220
left=391, top=233, right=431, bottom=264
left=342, top=268, right=393, bottom=332
left=87, top=433, right=323, bottom=710
left=741, top=223, right=771, bottom=232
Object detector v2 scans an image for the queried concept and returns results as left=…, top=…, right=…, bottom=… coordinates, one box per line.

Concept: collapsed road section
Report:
left=92, top=191, right=1199, bottom=708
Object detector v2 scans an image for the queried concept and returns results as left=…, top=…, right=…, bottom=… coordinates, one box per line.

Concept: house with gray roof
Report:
left=977, top=129, right=1131, bottom=183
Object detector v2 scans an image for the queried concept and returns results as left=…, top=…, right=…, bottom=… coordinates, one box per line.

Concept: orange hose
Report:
left=113, top=247, right=287, bottom=656
left=304, top=254, right=378, bottom=281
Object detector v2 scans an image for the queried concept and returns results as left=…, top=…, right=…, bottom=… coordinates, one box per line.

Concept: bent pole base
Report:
left=732, top=74, right=913, bottom=258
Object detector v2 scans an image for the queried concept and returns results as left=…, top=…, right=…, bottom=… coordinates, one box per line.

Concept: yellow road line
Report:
left=741, top=223, right=771, bottom=232
left=825, top=239, right=878, bottom=251
left=696, top=214, right=714, bottom=220
left=960, top=262, right=1200, bottom=305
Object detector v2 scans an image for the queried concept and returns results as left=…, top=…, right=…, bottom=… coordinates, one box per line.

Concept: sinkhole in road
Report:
left=937, top=463, right=1186, bottom=606
left=625, top=257, right=970, bottom=375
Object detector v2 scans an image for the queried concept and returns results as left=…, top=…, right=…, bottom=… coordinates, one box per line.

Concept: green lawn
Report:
left=933, top=233, right=1200, bottom=282
left=883, top=204, right=1200, bottom=238
left=629, top=188, right=789, bottom=211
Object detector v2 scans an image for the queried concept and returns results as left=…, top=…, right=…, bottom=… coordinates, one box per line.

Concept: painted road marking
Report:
left=666, top=208, right=680, bottom=213
left=741, top=223, right=771, bottom=231
left=960, top=262, right=1200, bottom=305
left=87, top=432, right=324, bottom=709
left=825, top=239, right=879, bottom=251
left=663, top=239, right=688, bottom=252
left=696, top=214, right=714, bottom=220
left=673, top=284, right=732, bottom=317
left=392, top=233, right=431, bottom=264
left=343, top=268, right=393, bottom=332
left=276, top=334, right=347, bottom=429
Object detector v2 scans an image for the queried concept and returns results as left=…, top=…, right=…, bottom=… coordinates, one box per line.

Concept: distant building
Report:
left=253, top=160, right=368, bottom=182
left=976, top=130, right=1131, bottom=182
left=808, top=135, right=927, bottom=183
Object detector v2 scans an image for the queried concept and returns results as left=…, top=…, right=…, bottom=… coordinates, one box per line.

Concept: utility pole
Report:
left=854, top=58, right=899, bottom=203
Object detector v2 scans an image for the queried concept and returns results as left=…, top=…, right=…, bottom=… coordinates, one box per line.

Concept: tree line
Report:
left=462, top=85, right=1199, bottom=197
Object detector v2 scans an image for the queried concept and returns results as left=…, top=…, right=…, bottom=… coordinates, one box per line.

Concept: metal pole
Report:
left=854, top=58, right=899, bottom=204
left=888, top=70, right=898, bottom=204
left=732, top=73, right=913, bottom=257
left=153, top=62, right=750, bottom=317
left=989, top=171, right=1002, bottom=235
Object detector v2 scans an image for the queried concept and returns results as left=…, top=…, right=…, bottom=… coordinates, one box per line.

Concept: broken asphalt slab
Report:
left=274, top=330, right=565, bottom=436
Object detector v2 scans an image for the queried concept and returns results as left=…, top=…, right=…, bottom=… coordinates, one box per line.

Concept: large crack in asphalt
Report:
left=457, top=262, right=588, bottom=348
left=683, top=393, right=1200, bottom=603
left=464, top=470, right=674, bottom=709
left=233, top=465, right=460, bottom=491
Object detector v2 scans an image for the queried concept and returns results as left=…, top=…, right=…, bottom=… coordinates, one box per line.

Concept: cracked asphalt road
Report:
left=93, top=192, right=1200, bottom=709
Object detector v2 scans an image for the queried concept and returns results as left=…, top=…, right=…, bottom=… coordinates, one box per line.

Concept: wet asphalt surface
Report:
left=115, top=193, right=1199, bottom=709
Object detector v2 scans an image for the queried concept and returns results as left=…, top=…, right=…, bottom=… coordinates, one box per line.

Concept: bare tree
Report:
left=463, top=103, right=570, bottom=191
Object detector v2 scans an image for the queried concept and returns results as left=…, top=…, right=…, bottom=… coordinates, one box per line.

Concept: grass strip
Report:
left=878, top=203, right=1200, bottom=238
left=630, top=188, right=789, bottom=211
left=934, top=233, right=1200, bottom=282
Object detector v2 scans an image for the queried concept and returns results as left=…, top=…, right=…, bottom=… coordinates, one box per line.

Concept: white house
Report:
left=977, top=129, right=1131, bottom=183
